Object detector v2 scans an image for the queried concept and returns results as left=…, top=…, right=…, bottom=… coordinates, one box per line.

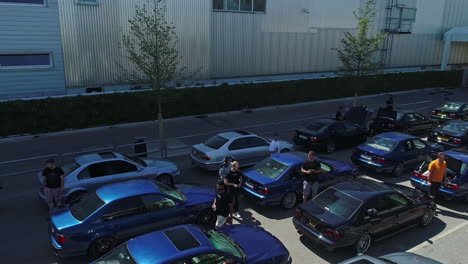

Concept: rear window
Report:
left=95, top=244, right=136, bottom=264
left=61, top=160, right=81, bottom=177
left=440, top=103, right=462, bottom=111
left=306, top=122, right=329, bottom=133
left=164, top=228, right=201, bottom=251
left=365, top=136, right=397, bottom=152
left=313, top=187, right=362, bottom=219
left=204, top=135, right=229, bottom=149
left=70, top=191, right=105, bottom=221
left=440, top=122, right=468, bottom=134
left=254, top=158, right=289, bottom=179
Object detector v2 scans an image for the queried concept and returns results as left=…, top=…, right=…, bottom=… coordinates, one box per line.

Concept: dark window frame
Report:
left=212, top=0, right=266, bottom=13
left=0, top=0, right=46, bottom=6
left=228, top=137, right=250, bottom=151
left=247, top=136, right=268, bottom=148
left=0, top=53, right=53, bottom=70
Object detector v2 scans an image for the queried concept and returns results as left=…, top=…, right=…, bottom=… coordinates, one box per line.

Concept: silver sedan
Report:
left=37, top=152, right=180, bottom=203
left=191, top=130, right=294, bottom=170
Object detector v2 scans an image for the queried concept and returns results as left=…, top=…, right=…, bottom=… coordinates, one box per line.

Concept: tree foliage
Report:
left=338, top=0, right=387, bottom=77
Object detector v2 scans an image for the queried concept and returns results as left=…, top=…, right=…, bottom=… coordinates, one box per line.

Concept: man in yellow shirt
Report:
left=428, top=152, right=447, bottom=199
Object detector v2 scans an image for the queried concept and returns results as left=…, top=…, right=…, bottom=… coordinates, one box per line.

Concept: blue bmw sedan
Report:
left=49, top=179, right=215, bottom=259
left=92, top=224, right=291, bottom=264
left=351, top=132, right=443, bottom=177
left=242, top=152, right=359, bottom=209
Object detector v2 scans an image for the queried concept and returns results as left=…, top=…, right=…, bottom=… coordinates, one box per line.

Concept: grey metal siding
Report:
left=58, top=0, right=211, bottom=89
left=0, top=0, right=66, bottom=99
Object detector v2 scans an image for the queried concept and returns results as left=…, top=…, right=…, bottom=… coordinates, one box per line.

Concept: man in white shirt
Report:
left=269, top=133, right=281, bottom=155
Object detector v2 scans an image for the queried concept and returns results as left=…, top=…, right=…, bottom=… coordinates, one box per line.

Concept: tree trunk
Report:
left=157, top=90, right=167, bottom=159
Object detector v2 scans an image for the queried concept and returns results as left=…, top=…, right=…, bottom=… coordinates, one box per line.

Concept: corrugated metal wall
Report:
left=59, top=0, right=211, bottom=88
left=0, top=0, right=66, bottom=99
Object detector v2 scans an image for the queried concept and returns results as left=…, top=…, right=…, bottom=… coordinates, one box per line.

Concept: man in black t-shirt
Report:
left=301, top=151, right=326, bottom=202
left=224, top=161, right=243, bottom=219
left=42, top=159, right=65, bottom=209
left=336, top=106, right=345, bottom=121
left=212, top=180, right=234, bottom=228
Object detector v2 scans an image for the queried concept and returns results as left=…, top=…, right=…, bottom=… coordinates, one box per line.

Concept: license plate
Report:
left=299, top=135, right=307, bottom=139
left=438, top=113, right=446, bottom=117
left=361, top=154, right=372, bottom=160
left=308, top=221, right=316, bottom=228
left=437, top=136, right=449, bottom=141
left=245, top=182, right=254, bottom=189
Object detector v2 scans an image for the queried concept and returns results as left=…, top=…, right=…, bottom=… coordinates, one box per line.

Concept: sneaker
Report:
left=234, top=212, right=242, bottom=218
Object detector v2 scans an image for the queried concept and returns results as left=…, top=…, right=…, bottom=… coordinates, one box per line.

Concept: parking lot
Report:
left=1, top=88, right=467, bottom=264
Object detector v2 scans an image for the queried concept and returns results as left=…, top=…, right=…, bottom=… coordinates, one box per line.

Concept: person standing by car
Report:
left=385, top=95, right=394, bottom=110
left=219, top=156, right=233, bottom=180
left=224, top=161, right=243, bottom=218
left=301, top=151, right=326, bottom=202
left=269, top=133, right=281, bottom=155
left=335, top=106, right=345, bottom=121
left=42, top=159, right=64, bottom=209
left=212, top=180, right=234, bottom=228
left=428, top=152, right=447, bottom=199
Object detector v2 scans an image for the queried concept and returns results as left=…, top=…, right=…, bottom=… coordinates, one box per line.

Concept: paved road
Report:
left=0, top=87, right=467, bottom=264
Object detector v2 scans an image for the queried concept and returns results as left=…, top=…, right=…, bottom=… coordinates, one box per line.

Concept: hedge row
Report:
left=0, top=70, right=462, bottom=137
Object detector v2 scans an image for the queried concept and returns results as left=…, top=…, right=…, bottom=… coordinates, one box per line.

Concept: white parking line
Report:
left=397, top=100, right=432, bottom=107
left=408, top=220, right=468, bottom=253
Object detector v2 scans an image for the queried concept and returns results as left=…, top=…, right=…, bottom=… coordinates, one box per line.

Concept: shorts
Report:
left=44, top=187, right=62, bottom=205
left=303, top=181, right=319, bottom=196
left=429, top=182, right=442, bottom=197
left=216, top=215, right=228, bottom=228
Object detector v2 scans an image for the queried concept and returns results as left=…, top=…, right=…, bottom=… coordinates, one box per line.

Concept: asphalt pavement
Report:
left=0, top=87, right=467, bottom=264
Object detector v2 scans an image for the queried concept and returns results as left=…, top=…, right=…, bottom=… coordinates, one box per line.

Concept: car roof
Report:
left=445, top=149, right=468, bottom=163
left=376, top=132, right=417, bottom=141
left=271, top=151, right=307, bottom=166
left=96, top=179, right=160, bottom=203
left=127, top=225, right=213, bottom=264
left=74, top=152, right=124, bottom=166
left=333, top=179, right=393, bottom=201
left=217, top=130, right=253, bottom=140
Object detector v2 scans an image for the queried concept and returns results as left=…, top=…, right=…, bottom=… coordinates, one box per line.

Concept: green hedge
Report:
left=0, top=70, right=462, bottom=137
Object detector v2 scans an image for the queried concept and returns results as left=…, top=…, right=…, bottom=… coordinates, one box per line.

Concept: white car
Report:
left=339, top=252, right=442, bottom=264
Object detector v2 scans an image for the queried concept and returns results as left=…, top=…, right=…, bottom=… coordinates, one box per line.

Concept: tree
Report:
left=120, top=0, right=183, bottom=158
left=338, top=0, right=387, bottom=77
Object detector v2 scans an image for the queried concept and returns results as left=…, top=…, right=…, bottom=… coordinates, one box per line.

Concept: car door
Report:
left=414, top=113, right=432, bottom=131
left=396, top=140, right=420, bottom=166
left=138, top=194, right=187, bottom=231
left=343, top=122, right=365, bottom=146
left=411, top=139, right=430, bottom=162
left=228, top=137, right=255, bottom=166
left=77, top=162, right=114, bottom=188
left=246, top=136, right=270, bottom=162
left=401, top=113, right=420, bottom=133
left=330, top=122, right=348, bottom=147
left=105, top=160, right=141, bottom=182
left=365, top=194, right=399, bottom=239
left=316, top=162, right=336, bottom=191
left=385, top=193, right=422, bottom=228
left=285, top=164, right=304, bottom=194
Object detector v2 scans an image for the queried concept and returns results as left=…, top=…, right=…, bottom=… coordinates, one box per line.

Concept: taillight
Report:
left=259, top=186, right=269, bottom=195
left=374, top=157, right=385, bottom=163
left=295, top=209, right=302, bottom=217
left=388, top=124, right=395, bottom=129
left=446, top=183, right=459, bottom=191
left=325, top=228, right=342, bottom=239
left=413, top=171, right=428, bottom=181
left=431, top=111, right=436, bottom=115
left=57, top=234, right=66, bottom=243
left=453, top=138, right=462, bottom=144
left=449, top=113, right=457, bottom=118
left=311, top=137, right=318, bottom=142
left=202, top=156, right=211, bottom=161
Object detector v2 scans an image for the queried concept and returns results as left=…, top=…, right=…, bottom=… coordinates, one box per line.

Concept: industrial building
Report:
left=1, top=0, right=468, bottom=99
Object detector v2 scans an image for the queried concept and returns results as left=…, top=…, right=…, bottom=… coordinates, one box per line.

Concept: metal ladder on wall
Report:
left=381, top=0, right=400, bottom=66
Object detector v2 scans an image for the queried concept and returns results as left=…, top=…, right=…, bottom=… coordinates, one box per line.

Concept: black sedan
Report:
left=293, top=179, right=436, bottom=254
left=293, top=119, right=368, bottom=153
left=431, top=101, right=468, bottom=123
left=427, top=120, right=468, bottom=149
left=371, top=108, right=437, bottom=135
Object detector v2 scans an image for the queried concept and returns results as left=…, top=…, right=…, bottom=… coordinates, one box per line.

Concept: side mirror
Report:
left=137, top=167, right=144, bottom=172
left=367, top=208, right=378, bottom=217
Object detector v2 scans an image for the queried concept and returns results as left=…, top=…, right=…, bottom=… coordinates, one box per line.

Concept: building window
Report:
left=0, top=0, right=44, bottom=4
left=213, top=0, right=266, bottom=13
left=0, top=54, right=52, bottom=69
left=399, top=8, right=416, bottom=33
left=76, top=0, right=98, bottom=5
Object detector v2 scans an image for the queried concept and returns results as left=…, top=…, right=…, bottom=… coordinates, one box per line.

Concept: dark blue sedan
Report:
left=412, top=149, right=468, bottom=202
left=351, top=132, right=443, bottom=177
left=242, top=152, right=359, bottom=209
left=92, top=224, right=291, bottom=264
left=49, top=179, right=215, bottom=259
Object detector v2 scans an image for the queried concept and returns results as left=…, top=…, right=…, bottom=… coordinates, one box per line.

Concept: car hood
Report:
left=298, top=200, right=349, bottom=227
left=50, top=206, right=81, bottom=231
left=143, top=159, right=177, bottom=169
left=345, top=106, right=373, bottom=127
left=380, top=252, right=443, bottom=264
left=319, top=157, right=356, bottom=173
left=432, top=127, right=465, bottom=138
left=242, top=168, right=277, bottom=186
left=177, top=184, right=215, bottom=204
left=356, top=144, right=389, bottom=157
left=219, top=225, right=289, bottom=262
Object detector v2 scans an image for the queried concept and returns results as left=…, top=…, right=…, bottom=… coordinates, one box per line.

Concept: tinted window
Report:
left=0, top=54, right=50, bottom=68
left=373, top=194, right=409, bottom=215
left=102, top=196, right=145, bottom=220
left=403, top=113, right=417, bottom=122
left=78, top=163, right=111, bottom=180
left=412, top=139, right=426, bottom=150
left=228, top=138, right=250, bottom=150
left=123, top=154, right=147, bottom=167
left=320, top=162, right=332, bottom=172
left=108, top=161, right=138, bottom=174
left=306, top=122, right=329, bottom=133
left=440, top=103, right=462, bottom=111
left=463, top=105, right=468, bottom=113
left=94, top=244, right=136, bottom=264
left=204, top=135, right=229, bottom=149
left=61, top=160, right=81, bottom=177
left=440, top=122, right=468, bottom=134
left=313, top=187, right=362, bottom=219
left=155, top=182, right=186, bottom=201
left=189, top=254, right=225, bottom=264
left=164, top=228, right=201, bottom=251
left=70, top=191, right=105, bottom=221
left=140, top=194, right=176, bottom=212
left=414, top=113, right=426, bottom=121
left=254, top=158, right=289, bottom=179
left=206, top=230, right=245, bottom=258
left=399, top=140, right=414, bottom=152
left=365, top=136, right=398, bottom=152
left=247, top=136, right=268, bottom=147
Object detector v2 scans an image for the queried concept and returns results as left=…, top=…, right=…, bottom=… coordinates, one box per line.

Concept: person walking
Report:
left=224, top=161, right=243, bottom=219
left=212, top=180, right=234, bottom=228
left=385, top=95, right=394, bottom=110
left=219, top=156, right=233, bottom=180
left=335, top=106, right=345, bottom=121
left=269, top=133, right=281, bottom=155
left=428, top=152, right=447, bottom=199
left=42, top=159, right=64, bottom=209
left=301, top=151, right=326, bottom=202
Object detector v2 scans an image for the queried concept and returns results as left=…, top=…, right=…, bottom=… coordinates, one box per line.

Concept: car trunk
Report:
left=413, top=157, right=462, bottom=189
left=243, top=174, right=269, bottom=196
left=374, top=108, right=398, bottom=130
left=345, top=106, right=374, bottom=128
left=191, top=145, right=213, bottom=161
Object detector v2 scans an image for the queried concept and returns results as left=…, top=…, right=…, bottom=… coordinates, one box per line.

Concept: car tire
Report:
left=325, top=141, right=335, bottom=153
left=197, top=209, right=216, bottom=227
left=281, top=192, right=297, bottom=209
left=392, top=163, right=404, bottom=177
left=355, top=233, right=372, bottom=254
left=88, top=236, right=118, bottom=260
left=66, top=191, right=87, bottom=204
left=280, top=148, right=291, bottom=153
left=157, top=174, right=173, bottom=185
left=419, top=208, right=434, bottom=227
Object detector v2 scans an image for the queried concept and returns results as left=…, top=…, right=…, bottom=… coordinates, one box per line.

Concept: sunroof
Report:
left=164, top=228, right=201, bottom=251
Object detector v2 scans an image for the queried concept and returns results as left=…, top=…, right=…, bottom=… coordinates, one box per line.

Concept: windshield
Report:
left=306, top=122, right=329, bottom=133
left=365, top=136, right=397, bottom=152
left=440, top=122, right=468, bottom=134
left=255, top=158, right=289, bottom=179
left=95, top=244, right=136, bottom=264
left=204, top=135, right=229, bottom=149
left=155, top=182, right=186, bottom=201
left=70, top=191, right=105, bottom=221
left=313, top=187, right=362, bottom=219
left=61, top=160, right=81, bottom=177
left=206, top=230, right=246, bottom=259
left=123, top=154, right=147, bottom=167
left=439, top=103, right=462, bottom=111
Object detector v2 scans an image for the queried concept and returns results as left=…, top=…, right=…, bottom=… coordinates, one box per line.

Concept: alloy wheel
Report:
left=356, top=233, right=371, bottom=254
left=421, top=208, right=434, bottom=226
left=281, top=192, right=297, bottom=209
left=393, top=163, right=404, bottom=177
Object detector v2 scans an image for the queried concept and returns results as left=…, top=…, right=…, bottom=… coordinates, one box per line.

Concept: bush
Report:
left=0, top=70, right=462, bottom=137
